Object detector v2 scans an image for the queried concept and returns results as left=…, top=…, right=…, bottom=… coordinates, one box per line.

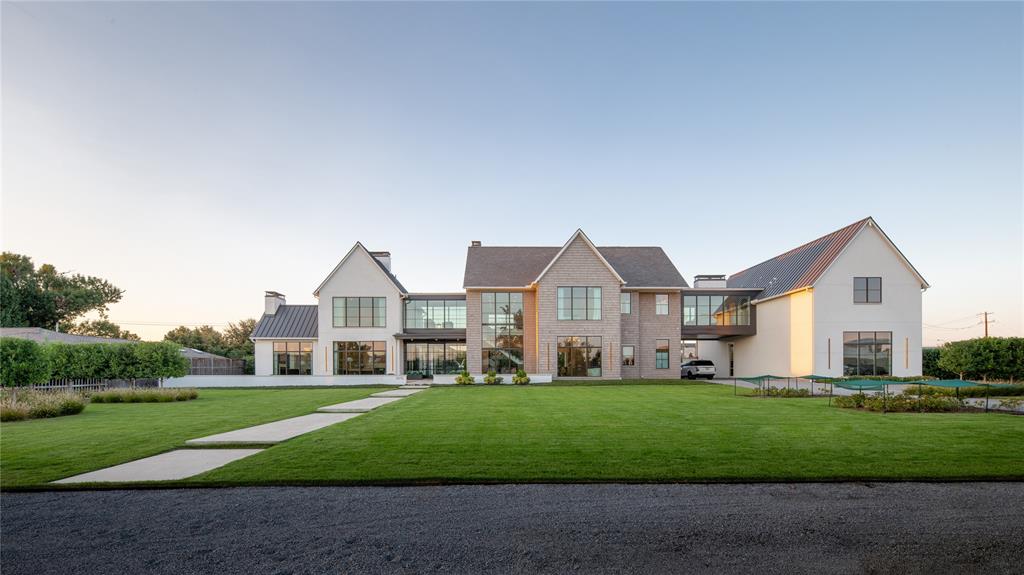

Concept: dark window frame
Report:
left=332, top=297, right=387, bottom=327
left=273, top=341, right=313, bottom=375
left=557, top=336, right=603, bottom=377
left=842, top=331, right=892, bottom=376
left=655, top=339, right=670, bottom=369
left=621, top=345, right=635, bottom=366
left=334, top=340, right=387, bottom=375
left=481, top=292, right=524, bottom=374
left=557, top=286, right=602, bottom=321
left=853, top=277, right=882, bottom=304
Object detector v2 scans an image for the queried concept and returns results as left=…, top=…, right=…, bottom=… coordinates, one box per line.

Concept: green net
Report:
left=831, top=379, right=892, bottom=391
left=908, top=379, right=1017, bottom=388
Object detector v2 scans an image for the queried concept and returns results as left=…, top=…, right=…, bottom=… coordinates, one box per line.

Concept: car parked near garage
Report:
left=681, top=359, right=716, bottom=379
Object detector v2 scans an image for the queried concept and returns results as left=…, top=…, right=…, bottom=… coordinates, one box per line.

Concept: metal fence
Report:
left=188, top=358, right=247, bottom=376
left=28, top=378, right=161, bottom=392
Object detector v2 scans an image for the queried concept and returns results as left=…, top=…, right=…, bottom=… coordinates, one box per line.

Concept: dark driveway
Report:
left=3, top=483, right=1022, bottom=574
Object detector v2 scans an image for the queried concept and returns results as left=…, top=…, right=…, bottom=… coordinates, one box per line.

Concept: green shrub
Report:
left=834, top=392, right=962, bottom=413
left=454, top=371, right=475, bottom=385
left=483, top=370, right=503, bottom=385
left=937, top=337, right=1024, bottom=382
left=765, top=386, right=810, bottom=397
left=89, top=387, right=198, bottom=403
left=43, top=341, right=189, bottom=381
left=998, top=398, right=1023, bottom=411
left=512, top=369, right=530, bottom=385
left=0, top=338, right=51, bottom=399
left=0, top=390, right=85, bottom=421
left=833, top=392, right=866, bottom=409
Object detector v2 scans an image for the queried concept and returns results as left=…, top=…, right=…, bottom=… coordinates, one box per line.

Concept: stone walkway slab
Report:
left=317, top=397, right=403, bottom=413
left=53, top=449, right=261, bottom=483
left=186, top=413, right=363, bottom=446
left=371, top=389, right=425, bottom=398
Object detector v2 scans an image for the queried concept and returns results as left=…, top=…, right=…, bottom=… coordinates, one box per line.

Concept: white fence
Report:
left=28, top=378, right=160, bottom=392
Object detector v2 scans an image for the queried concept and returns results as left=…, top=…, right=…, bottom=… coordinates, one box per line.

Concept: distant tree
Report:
left=0, top=252, right=124, bottom=329
left=163, top=325, right=228, bottom=356
left=937, top=337, right=1024, bottom=382
left=922, top=347, right=954, bottom=379
left=223, top=319, right=256, bottom=358
left=66, top=318, right=141, bottom=341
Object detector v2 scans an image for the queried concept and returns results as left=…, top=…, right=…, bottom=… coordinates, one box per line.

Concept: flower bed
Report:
left=0, top=391, right=86, bottom=422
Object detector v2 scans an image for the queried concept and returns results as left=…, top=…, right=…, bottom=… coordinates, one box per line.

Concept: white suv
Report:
left=681, top=360, right=716, bottom=380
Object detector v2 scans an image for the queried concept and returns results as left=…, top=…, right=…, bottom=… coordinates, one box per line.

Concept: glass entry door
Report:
left=404, top=342, right=467, bottom=377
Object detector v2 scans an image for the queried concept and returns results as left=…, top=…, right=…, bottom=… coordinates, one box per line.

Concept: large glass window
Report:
left=683, top=295, right=752, bottom=326
left=333, top=297, right=386, bottom=327
left=481, top=292, right=524, bottom=373
left=622, top=345, right=635, bottom=366
left=273, top=341, right=313, bottom=375
left=557, top=336, right=602, bottom=377
left=843, top=331, right=892, bottom=376
left=557, top=287, right=602, bottom=320
left=655, top=339, right=670, bottom=369
left=854, top=277, right=882, bottom=304
left=620, top=293, right=631, bottom=314
left=655, top=294, right=669, bottom=315
left=404, top=299, right=466, bottom=329
left=334, top=341, right=386, bottom=375
left=404, top=342, right=466, bottom=375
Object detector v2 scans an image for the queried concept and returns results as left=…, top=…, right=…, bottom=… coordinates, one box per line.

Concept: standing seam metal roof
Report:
left=250, top=305, right=319, bottom=339
left=727, top=218, right=869, bottom=300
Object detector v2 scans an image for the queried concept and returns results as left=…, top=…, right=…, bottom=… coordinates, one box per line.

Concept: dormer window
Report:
left=854, top=277, right=882, bottom=304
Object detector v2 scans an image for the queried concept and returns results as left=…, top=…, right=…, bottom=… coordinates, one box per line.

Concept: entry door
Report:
left=429, top=343, right=446, bottom=376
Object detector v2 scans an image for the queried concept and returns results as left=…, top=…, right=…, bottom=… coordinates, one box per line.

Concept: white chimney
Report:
left=470, top=240, right=482, bottom=247
left=264, top=291, right=286, bottom=315
left=693, top=275, right=727, bottom=288
left=369, top=251, right=391, bottom=271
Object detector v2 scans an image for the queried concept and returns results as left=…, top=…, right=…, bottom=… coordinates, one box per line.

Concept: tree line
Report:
left=924, top=337, right=1024, bottom=382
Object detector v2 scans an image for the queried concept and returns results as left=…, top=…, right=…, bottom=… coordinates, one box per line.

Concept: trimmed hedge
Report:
left=90, top=388, right=198, bottom=403
left=44, top=340, right=188, bottom=381
left=833, top=392, right=962, bottom=412
left=0, top=338, right=51, bottom=390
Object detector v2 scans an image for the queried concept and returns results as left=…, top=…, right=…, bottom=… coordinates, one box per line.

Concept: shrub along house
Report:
left=250, top=217, right=927, bottom=382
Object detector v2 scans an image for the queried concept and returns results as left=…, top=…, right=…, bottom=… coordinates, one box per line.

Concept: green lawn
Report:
left=193, top=383, right=1024, bottom=485
left=0, top=387, right=380, bottom=487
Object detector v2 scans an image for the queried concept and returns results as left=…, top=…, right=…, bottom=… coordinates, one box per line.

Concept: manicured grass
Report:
left=195, top=383, right=1024, bottom=485
left=0, top=387, right=380, bottom=487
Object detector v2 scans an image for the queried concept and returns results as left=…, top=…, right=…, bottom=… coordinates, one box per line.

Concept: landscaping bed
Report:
left=0, top=391, right=86, bottom=422
left=90, top=388, right=198, bottom=403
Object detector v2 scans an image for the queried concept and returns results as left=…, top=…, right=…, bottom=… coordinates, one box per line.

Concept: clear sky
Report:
left=2, top=1, right=1021, bottom=343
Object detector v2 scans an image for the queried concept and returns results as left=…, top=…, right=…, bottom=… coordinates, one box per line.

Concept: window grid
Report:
left=334, top=341, right=386, bottom=375
left=557, top=287, right=602, bottom=320
left=854, top=277, right=882, bottom=304
left=655, top=339, right=670, bottom=369
left=557, top=336, right=603, bottom=377
left=655, top=294, right=669, bottom=315
left=273, top=341, right=313, bottom=375
left=333, top=297, right=387, bottom=327
left=620, top=293, right=631, bottom=314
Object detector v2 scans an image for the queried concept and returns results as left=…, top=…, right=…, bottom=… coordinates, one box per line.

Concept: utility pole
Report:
left=979, top=312, right=994, bottom=338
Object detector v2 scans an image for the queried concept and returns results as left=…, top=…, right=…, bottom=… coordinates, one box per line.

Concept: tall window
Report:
left=273, top=341, right=312, bottom=375
left=557, top=336, right=602, bottom=377
left=683, top=295, right=751, bottom=326
left=620, top=293, right=631, bottom=314
left=854, top=277, right=882, bottom=303
left=333, top=297, right=386, bottom=327
left=622, top=345, right=635, bottom=366
left=655, top=294, right=669, bottom=315
left=843, top=331, right=891, bottom=376
left=405, top=299, right=466, bottom=329
left=557, top=287, right=602, bottom=320
left=334, top=341, right=386, bottom=375
left=481, top=292, right=524, bottom=373
left=655, top=339, right=670, bottom=369
left=405, top=342, right=466, bottom=376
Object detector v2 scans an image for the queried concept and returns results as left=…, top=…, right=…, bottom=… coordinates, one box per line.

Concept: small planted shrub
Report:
left=483, top=370, right=503, bottom=385
left=512, top=369, right=530, bottom=385
left=833, top=392, right=867, bottom=409
left=454, top=371, right=475, bottom=385
left=0, top=390, right=86, bottom=422
left=833, top=392, right=963, bottom=413
left=90, top=388, right=198, bottom=403
left=765, top=386, right=810, bottom=398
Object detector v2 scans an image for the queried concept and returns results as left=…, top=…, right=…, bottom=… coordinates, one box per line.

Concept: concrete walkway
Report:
left=316, top=396, right=403, bottom=413
left=185, top=413, right=363, bottom=446
left=54, top=449, right=261, bottom=484
left=371, top=388, right=425, bottom=398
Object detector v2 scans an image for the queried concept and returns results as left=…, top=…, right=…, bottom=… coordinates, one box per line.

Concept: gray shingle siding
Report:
left=251, top=305, right=318, bottom=339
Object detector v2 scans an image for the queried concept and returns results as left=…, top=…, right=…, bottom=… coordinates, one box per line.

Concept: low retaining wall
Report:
left=165, top=375, right=406, bottom=388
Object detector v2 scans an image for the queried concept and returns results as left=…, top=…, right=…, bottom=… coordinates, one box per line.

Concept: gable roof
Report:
left=463, top=235, right=688, bottom=289
left=727, top=217, right=928, bottom=301
left=313, top=242, right=407, bottom=297
left=534, top=230, right=625, bottom=285
left=250, top=305, right=318, bottom=339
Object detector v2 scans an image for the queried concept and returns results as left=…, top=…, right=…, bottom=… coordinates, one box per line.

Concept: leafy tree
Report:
left=66, top=319, right=141, bottom=341
left=937, top=337, right=1024, bottom=382
left=0, top=338, right=51, bottom=401
left=42, top=341, right=188, bottom=381
left=0, top=252, right=124, bottom=329
left=164, top=319, right=256, bottom=373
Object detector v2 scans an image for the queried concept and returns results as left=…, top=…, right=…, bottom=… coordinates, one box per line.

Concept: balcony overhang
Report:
left=395, top=329, right=467, bottom=341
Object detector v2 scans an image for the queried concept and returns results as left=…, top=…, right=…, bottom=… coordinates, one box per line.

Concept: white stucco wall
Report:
left=694, top=340, right=731, bottom=376
left=812, top=226, right=924, bottom=377
left=315, top=248, right=404, bottom=376
left=729, top=294, right=814, bottom=378
left=254, top=340, right=275, bottom=376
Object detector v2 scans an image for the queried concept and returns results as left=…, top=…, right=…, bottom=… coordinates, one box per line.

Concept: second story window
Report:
left=405, top=299, right=466, bottom=329
left=854, top=277, right=882, bottom=303
left=333, top=297, right=386, bottom=327
left=620, top=293, right=631, bottom=314
left=655, top=294, right=669, bottom=315
left=557, top=287, right=601, bottom=320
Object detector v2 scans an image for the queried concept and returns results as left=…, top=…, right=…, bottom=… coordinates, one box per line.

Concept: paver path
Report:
left=316, top=396, right=403, bottom=413
left=54, top=449, right=262, bottom=483
left=185, top=413, right=363, bottom=446
left=371, top=388, right=425, bottom=398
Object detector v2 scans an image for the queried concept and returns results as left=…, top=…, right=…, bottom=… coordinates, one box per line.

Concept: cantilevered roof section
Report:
left=250, top=305, right=318, bottom=339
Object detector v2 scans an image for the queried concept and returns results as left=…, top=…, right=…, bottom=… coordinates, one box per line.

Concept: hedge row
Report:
left=0, top=338, right=189, bottom=388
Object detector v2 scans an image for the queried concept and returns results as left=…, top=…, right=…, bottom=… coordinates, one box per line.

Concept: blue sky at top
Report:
left=2, top=1, right=1020, bottom=341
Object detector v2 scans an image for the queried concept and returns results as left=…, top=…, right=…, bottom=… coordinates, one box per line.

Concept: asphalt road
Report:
left=3, top=483, right=1022, bottom=574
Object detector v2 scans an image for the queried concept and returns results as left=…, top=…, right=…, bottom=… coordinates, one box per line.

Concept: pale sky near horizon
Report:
left=2, top=1, right=1021, bottom=343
